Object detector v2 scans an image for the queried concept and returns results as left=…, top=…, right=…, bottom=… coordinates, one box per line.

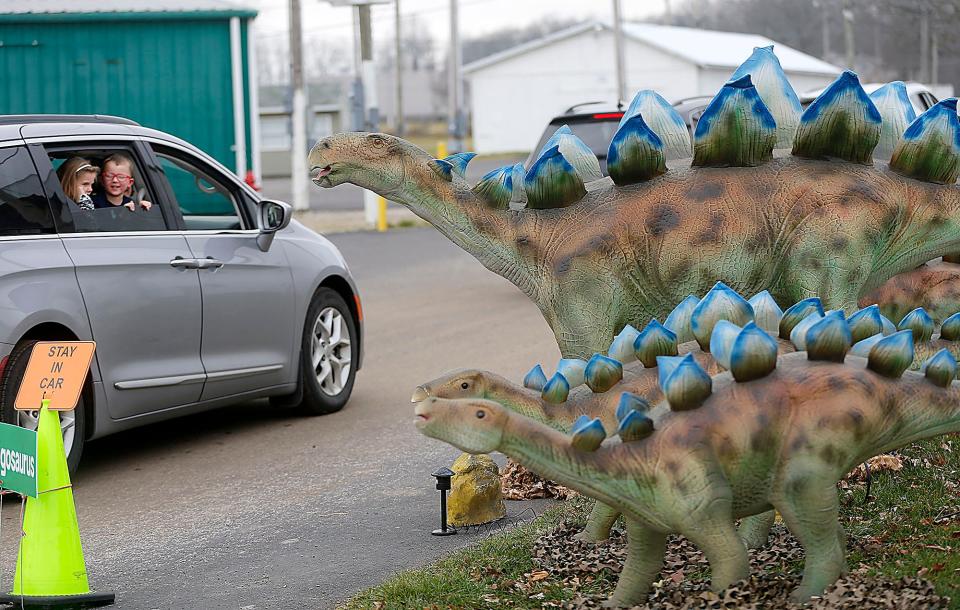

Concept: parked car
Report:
left=528, top=81, right=938, bottom=174
left=669, top=84, right=938, bottom=131
left=527, top=96, right=712, bottom=174
left=526, top=102, right=625, bottom=175
left=671, top=95, right=715, bottom=134
left=799, top=81, right=939, bottom=114
left=0, top=115, right=363, bottom=472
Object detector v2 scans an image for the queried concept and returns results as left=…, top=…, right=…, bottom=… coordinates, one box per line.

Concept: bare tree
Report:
left=669, top=0, right=960, bottom=88
left=461, top=17, right=581, bottom=65
left=257, top=38, right=290, bottom=86
left=304, top=35, right=353, bottom=79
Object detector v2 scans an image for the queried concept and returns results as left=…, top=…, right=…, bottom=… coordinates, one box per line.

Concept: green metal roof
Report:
left=0, top=0, right=257, bottom=20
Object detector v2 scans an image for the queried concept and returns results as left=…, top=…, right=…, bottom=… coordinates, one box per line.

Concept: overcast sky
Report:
left=250, top=0, right=670, bottom=44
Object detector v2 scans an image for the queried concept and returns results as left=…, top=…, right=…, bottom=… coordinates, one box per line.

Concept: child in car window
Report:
left=58, top=157, right=99, bottom=211
left=92, top=153, right=153, bottom=211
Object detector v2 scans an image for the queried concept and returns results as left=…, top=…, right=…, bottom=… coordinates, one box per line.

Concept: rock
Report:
left=447, top=453, right=506, bottom=527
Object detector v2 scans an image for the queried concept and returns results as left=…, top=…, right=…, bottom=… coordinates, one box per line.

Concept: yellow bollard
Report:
left=436, top=140, right=448, bottom=159
left=376, top=196, right=388, bottom=232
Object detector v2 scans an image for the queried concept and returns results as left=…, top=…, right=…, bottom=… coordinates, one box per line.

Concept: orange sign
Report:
left=14, top=342, right=96, bottom=411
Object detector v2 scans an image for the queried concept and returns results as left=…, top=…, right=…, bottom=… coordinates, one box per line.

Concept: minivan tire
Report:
left=296, top=288, right=357, bottom=415
left=0, top=340, right=86, bottom=474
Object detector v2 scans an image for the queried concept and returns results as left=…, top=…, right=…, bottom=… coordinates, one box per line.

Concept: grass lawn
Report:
left=342, top=435, right=959, bottom=609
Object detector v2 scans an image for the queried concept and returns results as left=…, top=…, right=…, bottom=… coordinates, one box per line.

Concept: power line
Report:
left=255, top=0, right=495, bottom=39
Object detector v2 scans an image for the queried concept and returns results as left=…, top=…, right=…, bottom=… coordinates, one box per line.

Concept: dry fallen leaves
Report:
left=846, top=454, right=903, bottom=481
left=501, top=459, right=576, bottom=500
left=529, top=517, right=951, bottom=609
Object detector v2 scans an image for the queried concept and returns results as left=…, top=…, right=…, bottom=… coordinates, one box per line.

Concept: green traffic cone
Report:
left=0, top=400, right=114, bottom=608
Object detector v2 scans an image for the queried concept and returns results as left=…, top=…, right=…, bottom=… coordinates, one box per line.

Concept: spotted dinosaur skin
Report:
left=861, top=260, right=960, bottom=324
left=412, top=341, right=783, bottom=546
left=309, top=138, right=960, bottom=360
left=415, top=348, right=960, bottom=606
left=412, top=341, right=726, bottom=434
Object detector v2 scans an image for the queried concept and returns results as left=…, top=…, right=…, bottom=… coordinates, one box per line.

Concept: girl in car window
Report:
left=58, top=157, right=100, bottom=211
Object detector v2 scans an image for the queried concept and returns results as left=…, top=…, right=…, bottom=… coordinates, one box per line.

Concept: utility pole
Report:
left=823, top=5, right=830, bottom=59
left=358, top=5, right=379, bottom=130
left=612, top=0, right=627, bottom=105
left=394, top=0, right=404, bottom=136
left=931, top=26, right=939, bottom=84
left=289, top=0, right=309, bottom=211
left=447, top=0, right=465, bottom=153
left=330, top=0, right=390, bottom=224
left=663, top=0, right=672, bottom=25
left=920, top=6, right=930, bottom=83
left=841, top=0, right=854, bottom=69
left=349, top=7, right=365, bottom=130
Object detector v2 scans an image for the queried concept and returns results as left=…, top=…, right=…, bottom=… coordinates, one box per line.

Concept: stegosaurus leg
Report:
left=604, top=518, right=667, bottom=608
left=578, top=504, right=777, bottom=548
left=774, top=475, right=846, bottom=601
left=738, top=511, right=776, bottom=549
left=682, top=510, right=750, bottom=593
left=575, top=501, right=620, bottom=543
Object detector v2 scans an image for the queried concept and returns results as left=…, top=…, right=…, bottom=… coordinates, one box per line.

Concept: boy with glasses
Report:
left=92, top=153, right=153, bottom=211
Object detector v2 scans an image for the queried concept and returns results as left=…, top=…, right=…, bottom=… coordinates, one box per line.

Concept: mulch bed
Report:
left=500, top=459, right=576, bottom=500
left=530, top=519, right=950, bottom=609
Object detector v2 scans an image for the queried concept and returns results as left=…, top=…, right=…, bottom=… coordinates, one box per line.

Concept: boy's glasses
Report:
left=103, top=172, right=133, bottom=184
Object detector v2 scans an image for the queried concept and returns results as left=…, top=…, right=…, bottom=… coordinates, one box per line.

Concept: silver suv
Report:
left=0, top=115, right=363, bottom=471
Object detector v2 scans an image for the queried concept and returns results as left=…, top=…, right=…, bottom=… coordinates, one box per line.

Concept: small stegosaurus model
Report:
left=309, top=46, right=960, bottom=359
left=415, top=316, right=960, bottom=606
left=415, top=284, right=960, bottom=548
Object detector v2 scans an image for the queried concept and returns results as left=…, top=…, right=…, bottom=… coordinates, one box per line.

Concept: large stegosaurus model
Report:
left=309, top=46, right=960, bottom=359
left=414, top=317, right=960, bottom=606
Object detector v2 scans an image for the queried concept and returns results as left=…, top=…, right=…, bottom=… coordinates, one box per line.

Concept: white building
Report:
left=464, top=22, right=843, bottom=154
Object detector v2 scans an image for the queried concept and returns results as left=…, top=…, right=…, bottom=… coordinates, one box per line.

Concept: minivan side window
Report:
left=152, top=147, right=244, bottom=231
left=0, top=146, right=55, bottom=236
left=43, top=146, right=167, bottom=233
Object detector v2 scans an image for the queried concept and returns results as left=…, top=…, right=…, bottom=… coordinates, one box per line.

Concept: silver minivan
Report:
left=0, top=115, right=363, bottom=471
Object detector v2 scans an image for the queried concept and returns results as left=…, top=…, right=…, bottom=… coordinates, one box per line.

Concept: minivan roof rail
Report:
left=0, top=114, right=140, bottom=126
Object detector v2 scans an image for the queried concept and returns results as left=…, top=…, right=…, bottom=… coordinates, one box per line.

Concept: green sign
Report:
left=0, top=423, right=37, bottom=498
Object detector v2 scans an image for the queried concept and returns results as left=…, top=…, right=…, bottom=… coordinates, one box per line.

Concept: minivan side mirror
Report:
left=257, top=199, right=293, bottom=251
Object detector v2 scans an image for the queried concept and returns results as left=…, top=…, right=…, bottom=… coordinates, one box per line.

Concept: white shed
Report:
left=464, top=22, right=843, bottom=154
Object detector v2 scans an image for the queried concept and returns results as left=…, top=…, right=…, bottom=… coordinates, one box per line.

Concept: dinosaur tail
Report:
left=863, top=337, right=960, bottom=457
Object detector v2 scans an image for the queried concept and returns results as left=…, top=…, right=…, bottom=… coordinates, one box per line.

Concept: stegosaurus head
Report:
left=415, top=397, right=509, bottom=454
left=308, top=132, right=446, bottom=195
left=411, top=369, right=496, bottom=402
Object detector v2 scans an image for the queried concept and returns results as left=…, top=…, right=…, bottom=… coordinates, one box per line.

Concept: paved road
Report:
left=0, top=227, right=560, bottom=610
left=261, top=154, right=527, bottom=212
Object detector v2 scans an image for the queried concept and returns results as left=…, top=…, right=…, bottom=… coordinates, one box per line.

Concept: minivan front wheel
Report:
left=297, top=288, right=357, bottom=415
left=0, top=340, right=86, bottom=474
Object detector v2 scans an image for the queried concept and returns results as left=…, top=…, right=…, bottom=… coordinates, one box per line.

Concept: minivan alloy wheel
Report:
left=311, top=306, right=352, bottom=396
left=18, top=408, right=76, bottom=456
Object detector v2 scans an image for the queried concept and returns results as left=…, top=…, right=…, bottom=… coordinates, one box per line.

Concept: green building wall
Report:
left=0, top=11, right=256, bottom=174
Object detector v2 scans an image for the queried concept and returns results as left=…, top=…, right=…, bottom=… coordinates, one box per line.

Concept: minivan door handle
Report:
left=196, top=258, right=224, bottom=271
left=170, top=256, right=200, bottom=269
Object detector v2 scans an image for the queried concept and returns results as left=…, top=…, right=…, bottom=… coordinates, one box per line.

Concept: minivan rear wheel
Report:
left=0, top=340, right=86, bottom=474
left=295, top=288, right=357, bottom=415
